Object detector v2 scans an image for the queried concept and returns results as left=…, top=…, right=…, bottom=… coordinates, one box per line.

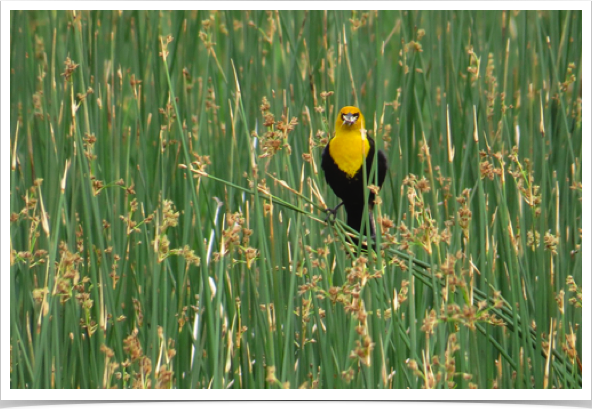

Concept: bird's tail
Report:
left=345, top=203, right=376, bottom=241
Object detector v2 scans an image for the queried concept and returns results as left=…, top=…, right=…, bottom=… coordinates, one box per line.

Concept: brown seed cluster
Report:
left=61, top=56, right=79, bottom=81
left=566, top=276, right=582, bottom=309
left=256, top=96, right=297, bottom=158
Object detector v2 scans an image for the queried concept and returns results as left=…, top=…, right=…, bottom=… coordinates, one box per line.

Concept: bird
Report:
left=321, top=106, right=388, bottom=242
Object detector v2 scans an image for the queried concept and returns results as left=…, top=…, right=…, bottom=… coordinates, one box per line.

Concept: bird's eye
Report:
left=353, top=113, right=359, bottom=118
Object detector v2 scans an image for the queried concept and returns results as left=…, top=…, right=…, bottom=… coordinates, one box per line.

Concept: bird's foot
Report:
left=324, top=202, right=344, bottom=223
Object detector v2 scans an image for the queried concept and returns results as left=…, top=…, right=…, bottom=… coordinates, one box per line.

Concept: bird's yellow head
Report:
left=335, top=106, right=365, bottom=133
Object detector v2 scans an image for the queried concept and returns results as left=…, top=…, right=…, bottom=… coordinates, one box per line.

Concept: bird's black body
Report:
left=321, top=136, right=388, bottom=239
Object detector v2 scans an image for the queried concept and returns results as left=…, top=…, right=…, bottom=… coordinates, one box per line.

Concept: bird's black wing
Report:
left=321, top=142, right=348, bottom=201
left=366, top=137, right=388, bottom=188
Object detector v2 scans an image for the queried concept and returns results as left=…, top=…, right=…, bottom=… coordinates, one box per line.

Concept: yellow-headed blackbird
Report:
left=321, top=106, right=388, bottom=240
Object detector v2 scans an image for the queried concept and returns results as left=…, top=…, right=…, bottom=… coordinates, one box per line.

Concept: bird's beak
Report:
left=342, top=113, right=357, bottom=126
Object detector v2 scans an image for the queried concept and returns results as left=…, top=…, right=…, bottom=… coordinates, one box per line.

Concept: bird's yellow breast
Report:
left=329, top=128, right=370, bottom=178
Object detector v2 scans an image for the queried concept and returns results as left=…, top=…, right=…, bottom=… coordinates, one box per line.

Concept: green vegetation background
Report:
left=10, top=10, right=582, bottom=389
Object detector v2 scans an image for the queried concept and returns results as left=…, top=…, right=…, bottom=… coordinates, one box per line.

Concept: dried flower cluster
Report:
left=256, top=96, right=297, bottom=158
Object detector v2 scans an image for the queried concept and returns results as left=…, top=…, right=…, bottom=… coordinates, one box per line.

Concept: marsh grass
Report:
left=10, top=10, right=582, bottom=389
